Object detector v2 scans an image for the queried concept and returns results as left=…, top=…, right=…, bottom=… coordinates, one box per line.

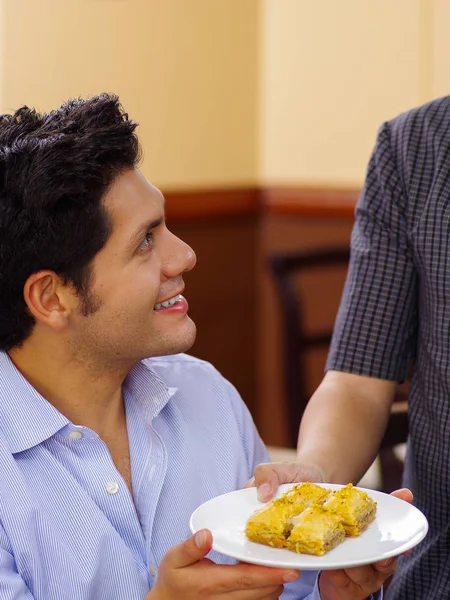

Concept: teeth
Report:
left=154, top=294, right=181, bottom=310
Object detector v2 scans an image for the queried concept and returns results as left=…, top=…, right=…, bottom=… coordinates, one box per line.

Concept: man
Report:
left=253, top=96, right=450, bottom=599
left=0, top=94, right=398, bottom=599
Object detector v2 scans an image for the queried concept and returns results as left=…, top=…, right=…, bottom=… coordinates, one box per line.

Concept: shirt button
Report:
left=150, top=564, right=156, bottom=577
left=106, top=481, right=119, bottom=494
left=69, top=431, right=83, bottom=440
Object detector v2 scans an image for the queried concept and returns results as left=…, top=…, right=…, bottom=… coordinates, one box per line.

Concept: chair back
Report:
left=269, top=245, right=408, bottom=492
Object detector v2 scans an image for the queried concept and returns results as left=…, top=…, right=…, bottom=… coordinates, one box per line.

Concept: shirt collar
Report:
left=124, top=359, right=178, bottom=421
left=0, top=352, right=69, bottom=454
left=0, top=352, right=178, bottom=454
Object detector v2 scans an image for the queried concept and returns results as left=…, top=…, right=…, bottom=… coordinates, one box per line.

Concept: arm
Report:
left=251, top=370, right=397, bottom=496
left=297, top=121, right=416, bottom=486
left=304, top=120, right=416, bottom=480
left=254, top=120, right=417, bottom=498
left=296, top=370, right=397, bottom=484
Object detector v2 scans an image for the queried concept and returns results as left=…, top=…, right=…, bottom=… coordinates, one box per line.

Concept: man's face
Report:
left=68, top=168, right=197, bottom=368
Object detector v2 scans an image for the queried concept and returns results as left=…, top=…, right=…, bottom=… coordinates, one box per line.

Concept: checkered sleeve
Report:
left=326, top=121, right=418, bottom=381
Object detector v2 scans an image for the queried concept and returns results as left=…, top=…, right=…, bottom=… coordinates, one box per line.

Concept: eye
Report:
left=138, top=231, right=154, bottom=252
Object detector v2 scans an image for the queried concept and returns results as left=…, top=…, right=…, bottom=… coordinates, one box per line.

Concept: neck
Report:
left=8, top=337, right=132, bottom=437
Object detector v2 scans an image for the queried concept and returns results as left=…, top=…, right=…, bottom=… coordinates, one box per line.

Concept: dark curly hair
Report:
left=0, top=93, right=141, bottom=350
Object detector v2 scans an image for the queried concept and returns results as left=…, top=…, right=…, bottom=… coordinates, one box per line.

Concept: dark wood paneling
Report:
left=164, top=186, right=360, bottom=446
left=261, top=187, right=360, bottom=219
left=165, top=188, right=260, bottom=220
left=167, top=215, right=259, bottom=415
left=165, top=186, right=360, bottom=220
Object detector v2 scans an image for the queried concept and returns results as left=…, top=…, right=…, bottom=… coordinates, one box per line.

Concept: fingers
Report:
left=346, top=568, right=381, bottom=590
left=353, top=558, right=397, bottom=592
left=374, top=557, right=398, bottom=575
left=209, top=563, right=299, bottom=593
left=253, top=461, right=325, bottom=502
left=162, top=531, right=299, bottom=597
left=320, top=559, right=397, bottom=599
left=390, top=488, right=413, bottom=503
left=252, top=463, right=282, bottom=501
left=388, top=488, right=414, bottom=555
left=347, top=560, right=396, bottom=588
left=166, top=529, right=213, bottom=569
left=319, top=567, right=388, bottom=600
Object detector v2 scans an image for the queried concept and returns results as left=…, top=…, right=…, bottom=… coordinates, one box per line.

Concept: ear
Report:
left=23, top=271, right=75, bottom=332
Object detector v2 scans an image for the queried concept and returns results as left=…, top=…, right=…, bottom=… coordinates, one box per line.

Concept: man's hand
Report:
left=145, top=529, right=299, bottom=599
left=244, top=461, right=325, bottom=502
left=318, top=488, right=413, bottom=600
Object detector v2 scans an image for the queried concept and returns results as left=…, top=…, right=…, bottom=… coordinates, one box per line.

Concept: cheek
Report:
left=117, top=270, right=161, bottom=302
left=113, top=289, right=159, bottom=315
left=136, top=263, right=161, bottom=290
left=90, top=263, right=162, bottom=318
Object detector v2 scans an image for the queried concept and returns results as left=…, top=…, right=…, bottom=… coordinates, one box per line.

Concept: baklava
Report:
left=245, top=482, right=377, bottom=555
left=324, top=483, right=377, bottom=536
left=245, top=482, right=332, bottom=548
left=286, top=505, right=346, bottom=556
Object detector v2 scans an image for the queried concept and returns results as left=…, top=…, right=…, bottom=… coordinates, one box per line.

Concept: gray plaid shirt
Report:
left=326, top=96, right=450, bottom=599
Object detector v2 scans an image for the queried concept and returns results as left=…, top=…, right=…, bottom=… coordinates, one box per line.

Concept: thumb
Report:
left=390, top=488, right=413, bottom=504
left=167, top=529, right=213, bottom=569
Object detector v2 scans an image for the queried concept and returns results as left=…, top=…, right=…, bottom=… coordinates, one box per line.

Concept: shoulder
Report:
left=386, top=95, right=450, bottom=141
left=142, top=356, right=269, bottom=485
left=374, top=96, right=450, bottom=203
left=143, top=353, right=248, bottom=419
left=391, top=95, right=450, bottom=123
left=142, top=353, right=236, bottom=398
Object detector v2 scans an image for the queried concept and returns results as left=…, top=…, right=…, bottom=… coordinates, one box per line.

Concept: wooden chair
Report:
left=268, top=245, right=409, bottom=493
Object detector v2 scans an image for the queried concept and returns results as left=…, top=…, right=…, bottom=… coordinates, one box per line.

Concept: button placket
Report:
left=140, top=424, right=168, bottom=573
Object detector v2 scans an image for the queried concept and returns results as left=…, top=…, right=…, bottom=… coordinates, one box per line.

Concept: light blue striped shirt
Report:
left=0, top=351, right=324, bottom=599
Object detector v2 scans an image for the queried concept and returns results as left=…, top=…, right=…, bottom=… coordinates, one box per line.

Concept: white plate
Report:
left=190, top=483, right=428, bottom=570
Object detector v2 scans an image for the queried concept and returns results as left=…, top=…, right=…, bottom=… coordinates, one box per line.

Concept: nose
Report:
left=183, top=241, right=197, bottom=273
left=164, top=230, right=197, bottom=277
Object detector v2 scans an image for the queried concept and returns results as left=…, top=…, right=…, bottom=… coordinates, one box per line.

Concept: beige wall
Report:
left=258, top=0, right=434, bottom=187
left=0, top=0, right=259, bottom=189
left=432, top=0, right=450, bottom=99
left=1, top=1, right=449, bottom=189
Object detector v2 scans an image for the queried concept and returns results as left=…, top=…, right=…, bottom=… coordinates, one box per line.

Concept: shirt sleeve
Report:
left=0, top=526, right=34, bottom=600
left=326, top=121, right=418, bottom=381
left=281, top=569, right=322, bottom=599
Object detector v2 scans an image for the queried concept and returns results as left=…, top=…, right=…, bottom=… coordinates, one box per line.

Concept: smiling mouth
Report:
left=154, top=294, right=182, bottom=310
